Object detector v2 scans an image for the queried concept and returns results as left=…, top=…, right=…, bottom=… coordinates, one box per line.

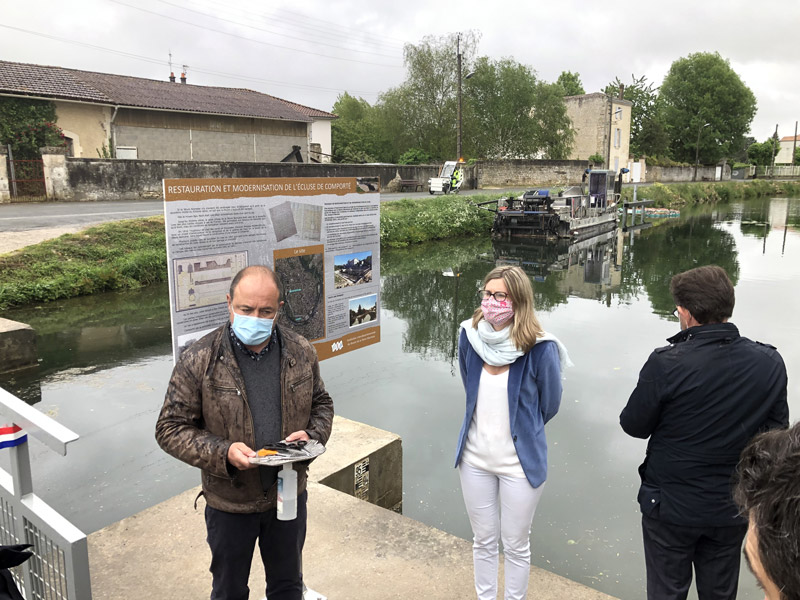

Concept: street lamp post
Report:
left=457, top=36, right=463, bottom=159
left=456, top=33, right=474, bottom=159
left=693, top=122, right=711, bottom=182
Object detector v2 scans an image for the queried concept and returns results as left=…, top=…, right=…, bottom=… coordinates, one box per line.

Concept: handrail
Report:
left=0, top=387, right=78, bottom=455
left=0, top=385, right=91, bottom=599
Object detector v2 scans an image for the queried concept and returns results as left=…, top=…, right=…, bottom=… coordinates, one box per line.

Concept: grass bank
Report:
left=380, top=193, right=502, bottom=248
left=620, top=180, right=800, bottom=207
left=0, top=217, right=166, bottom=309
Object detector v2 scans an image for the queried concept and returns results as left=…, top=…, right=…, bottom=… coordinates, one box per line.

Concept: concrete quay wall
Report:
left=0, top=318, right=38, bottom=374
left=88, top=416, right=618, bottom=599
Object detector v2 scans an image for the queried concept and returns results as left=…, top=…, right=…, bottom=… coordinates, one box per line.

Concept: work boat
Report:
left=482, top=169, right=627, bottom=240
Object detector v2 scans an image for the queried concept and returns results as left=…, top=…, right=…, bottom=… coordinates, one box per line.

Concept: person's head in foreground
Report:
left=734, top=422, right=800, bottom=600
left=670, top=264, right=734, bottom=329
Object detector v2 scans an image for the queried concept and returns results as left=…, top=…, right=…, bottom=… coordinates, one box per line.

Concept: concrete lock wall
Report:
left=0, top=318, right=38, bottom=374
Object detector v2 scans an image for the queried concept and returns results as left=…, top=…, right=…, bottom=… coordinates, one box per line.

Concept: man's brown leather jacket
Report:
left=155, top=324, right=334, bottom=513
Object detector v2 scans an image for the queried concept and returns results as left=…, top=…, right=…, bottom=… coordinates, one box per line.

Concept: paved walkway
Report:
left=89, top=481, right=619, bottom=600
left=88, top=416, right=619, bottom=600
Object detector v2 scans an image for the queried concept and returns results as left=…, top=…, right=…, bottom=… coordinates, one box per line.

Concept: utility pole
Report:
left=457, top=33, right=463, bottom=159
left=793, top=121, right=798, bottom=167
left=693, top=122, right=710, bottom=182
left=770, top=124, right=778, bottom=177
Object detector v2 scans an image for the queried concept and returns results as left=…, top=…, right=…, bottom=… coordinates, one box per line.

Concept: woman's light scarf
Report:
left=460, top=318, right=574, bottom=372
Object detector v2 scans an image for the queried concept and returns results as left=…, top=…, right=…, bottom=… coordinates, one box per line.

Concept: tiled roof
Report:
left=779, top=135, right=800, bottom=142
left=275, top=97, right=336, bottom=120
left=0, top=60, right=313, bottom=123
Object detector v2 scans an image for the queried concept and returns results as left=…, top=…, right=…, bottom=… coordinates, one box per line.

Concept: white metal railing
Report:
left=0, top=387, right=91, bottom=599
left=761, top=165, right=800, bottom=177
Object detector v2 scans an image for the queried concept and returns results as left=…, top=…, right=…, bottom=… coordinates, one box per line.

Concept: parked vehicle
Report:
left=428, top=160, right=465, bottom=194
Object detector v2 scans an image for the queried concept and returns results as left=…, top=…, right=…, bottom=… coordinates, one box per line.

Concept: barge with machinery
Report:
left=476, top=168, right=628, bottom=240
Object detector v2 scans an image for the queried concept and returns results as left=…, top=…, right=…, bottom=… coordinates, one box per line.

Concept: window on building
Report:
left=614, top=107, right=622, bottom=120
left=614, top=128, right=621, bottom=148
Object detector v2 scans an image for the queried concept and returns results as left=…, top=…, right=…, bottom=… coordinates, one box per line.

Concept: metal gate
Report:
left=6, top=146, right=46, bottom=200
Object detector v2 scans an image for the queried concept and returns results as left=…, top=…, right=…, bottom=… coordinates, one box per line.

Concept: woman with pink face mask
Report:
left=454, top=265, right=571, bottom=600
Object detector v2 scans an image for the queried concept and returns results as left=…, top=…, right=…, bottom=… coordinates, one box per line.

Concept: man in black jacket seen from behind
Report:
left=620, top=265, right=788, bottom=600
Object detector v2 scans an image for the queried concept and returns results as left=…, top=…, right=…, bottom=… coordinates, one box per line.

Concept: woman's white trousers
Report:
left=458, top=461, right=545, bottom=600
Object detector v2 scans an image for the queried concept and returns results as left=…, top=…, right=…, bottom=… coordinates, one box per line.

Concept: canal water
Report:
left=1, top=196, right=798, bottom=600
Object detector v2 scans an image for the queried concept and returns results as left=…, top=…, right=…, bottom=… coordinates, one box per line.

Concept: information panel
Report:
left=163, top=177, right=380, bottom=362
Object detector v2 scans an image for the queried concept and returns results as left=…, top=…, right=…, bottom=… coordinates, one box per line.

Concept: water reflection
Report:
left=382, top=212, right=743, bottom=343
left=0, top=283, right=171, bottom=403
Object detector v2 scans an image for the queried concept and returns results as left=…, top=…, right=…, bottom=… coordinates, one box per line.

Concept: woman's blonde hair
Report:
left=471, top=265, right=543, bottom=352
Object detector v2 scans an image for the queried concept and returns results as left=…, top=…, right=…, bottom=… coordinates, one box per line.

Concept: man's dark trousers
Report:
left=642, top=514, right=747, bottom=600
left=205, top=491, right=308, bottom=600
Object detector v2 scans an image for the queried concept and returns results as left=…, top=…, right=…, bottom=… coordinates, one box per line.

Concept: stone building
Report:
left=564, top=92, right=632, bottom=174
left=0, top=60, right=335, bottom=162
left=775, top=135, right=799, bottom=165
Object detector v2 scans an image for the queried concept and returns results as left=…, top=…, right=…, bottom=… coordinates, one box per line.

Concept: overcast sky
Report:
left=2, top=0, right=797, bottom=142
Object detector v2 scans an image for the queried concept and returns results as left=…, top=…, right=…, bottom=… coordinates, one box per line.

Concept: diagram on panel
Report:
left=173, top=252, right=248, bottom=312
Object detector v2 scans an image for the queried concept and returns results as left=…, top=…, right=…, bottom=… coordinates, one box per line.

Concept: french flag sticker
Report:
left=0, top=425, right=27, bottom=449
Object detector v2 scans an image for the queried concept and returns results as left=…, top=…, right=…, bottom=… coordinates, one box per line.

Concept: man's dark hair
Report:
left=734, top=423, right=800, bottom=600
left=669, top=265, right=734, bottom=324
left=229, top=266, right=282, bottom=301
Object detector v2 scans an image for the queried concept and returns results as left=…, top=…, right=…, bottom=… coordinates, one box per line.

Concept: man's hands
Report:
left=226, top=431, right=310, bottom=471
left=227, top=442, right=257, bottom=470
left=284, top=430, right=310, bottom=443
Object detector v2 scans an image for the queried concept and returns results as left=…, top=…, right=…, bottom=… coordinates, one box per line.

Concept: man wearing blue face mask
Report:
left=156, top=265, right=334, bottom=600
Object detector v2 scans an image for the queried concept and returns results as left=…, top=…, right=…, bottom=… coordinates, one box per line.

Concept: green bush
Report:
left=397, top=148, right=433, bottom=165
left=380, top=194, right=497, bottom=247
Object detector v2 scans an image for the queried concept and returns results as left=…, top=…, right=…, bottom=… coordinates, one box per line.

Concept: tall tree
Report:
left=463, top=57, right=534, bottom=158
left=529, top=81, right=575, bottom=159
left=604, top=75, right=669, bottom=158
left=459, top=58, right=573, bottom=159
left=330, top=93, right=392, bottom=163
left=556, top=71, right=585, bottom=96
left=659, top=52, right=756, bottom=164
left=746, top=136, right=780, bottom=166
left=378, top=31, right=480, bottom=161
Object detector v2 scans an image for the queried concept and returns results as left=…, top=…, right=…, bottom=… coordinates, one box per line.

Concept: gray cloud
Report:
left=2, top=0, right=796, bottom=141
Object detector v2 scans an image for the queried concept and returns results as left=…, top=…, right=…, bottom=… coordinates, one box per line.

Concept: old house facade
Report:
left=775, top=135, right=799, bottom=165
left=0, top=60, right=335, bottom=163
left=564, top=92, right=632, bottom=174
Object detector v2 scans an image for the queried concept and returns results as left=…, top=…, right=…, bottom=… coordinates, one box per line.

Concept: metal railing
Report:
left=761, top=165, right=800, bottom=177
left=0, top=387, right=91, bottom=599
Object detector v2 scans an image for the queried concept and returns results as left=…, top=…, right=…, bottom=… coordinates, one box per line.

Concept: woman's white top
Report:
left=461, top=368, right=525, bottom=478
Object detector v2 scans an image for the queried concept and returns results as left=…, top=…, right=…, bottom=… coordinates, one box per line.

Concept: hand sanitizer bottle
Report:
left=277, top=463, right=297, bottom=521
